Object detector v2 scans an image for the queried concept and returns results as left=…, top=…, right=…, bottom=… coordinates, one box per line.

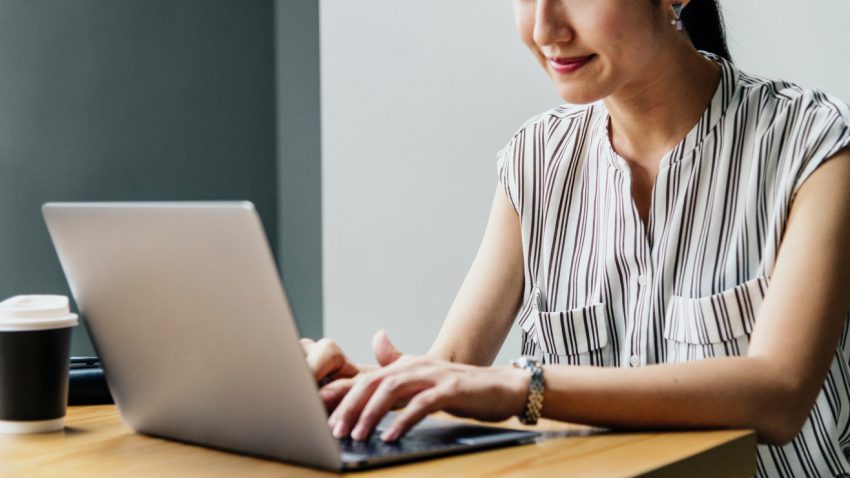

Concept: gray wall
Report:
left=721, top=0, right=850, bottom=103
left=0, top=0, right=287, bottom=355
left=275, top=0, right=323, bottom=339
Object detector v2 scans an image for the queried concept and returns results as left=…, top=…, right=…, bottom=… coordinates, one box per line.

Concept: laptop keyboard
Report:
left=337, top=416, right=540, bottom=467
left=339, top=434, right=460, bottom=458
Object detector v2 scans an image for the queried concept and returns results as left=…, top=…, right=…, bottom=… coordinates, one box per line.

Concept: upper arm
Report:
left=427, top=185, right=525, bottom=366
left=748, top=146, right=850, bottom=420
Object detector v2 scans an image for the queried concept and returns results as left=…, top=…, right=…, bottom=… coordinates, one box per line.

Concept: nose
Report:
left=532, top=0, right=573, bottom=49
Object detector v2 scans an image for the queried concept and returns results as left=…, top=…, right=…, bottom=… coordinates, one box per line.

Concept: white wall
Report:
left=321, top=0, right=558, bottom=364
left=721, top=0, right=850, bottom=103
left=321, top=0, right=850, bottom=364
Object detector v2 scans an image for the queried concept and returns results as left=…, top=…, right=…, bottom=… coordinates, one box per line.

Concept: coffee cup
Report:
left=0, top=295, right=78, bottom=434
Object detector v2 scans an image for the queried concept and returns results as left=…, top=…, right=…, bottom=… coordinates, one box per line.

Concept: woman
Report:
left=302, top=1, right=850, bottom=475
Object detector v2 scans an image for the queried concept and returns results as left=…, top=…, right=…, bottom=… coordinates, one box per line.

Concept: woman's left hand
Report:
left=326, top=331, right=530, bottom=442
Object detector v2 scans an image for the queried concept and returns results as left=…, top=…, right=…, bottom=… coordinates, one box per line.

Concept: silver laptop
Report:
left=43, top=202, right=538, bottom=471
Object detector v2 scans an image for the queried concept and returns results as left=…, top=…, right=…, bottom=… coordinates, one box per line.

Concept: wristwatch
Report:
left=511, top=356, right=544, bottom=425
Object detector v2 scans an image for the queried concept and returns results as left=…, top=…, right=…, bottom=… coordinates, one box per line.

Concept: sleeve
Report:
left=790, top=93, right=850, bottom=198
left=496, top=134, right=520, bottom=213
left=496, top=113, right=546, bottom=214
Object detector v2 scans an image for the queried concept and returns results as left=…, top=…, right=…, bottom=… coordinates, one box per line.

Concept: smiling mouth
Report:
left=548, top=55, right=595, bottom=74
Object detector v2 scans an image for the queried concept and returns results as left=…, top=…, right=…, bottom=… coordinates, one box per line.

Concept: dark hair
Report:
left=679, top=0, right=732, bottom=62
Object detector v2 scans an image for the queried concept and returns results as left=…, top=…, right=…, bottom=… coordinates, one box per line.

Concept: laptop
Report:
left=42, top=202, right=539, bottom=471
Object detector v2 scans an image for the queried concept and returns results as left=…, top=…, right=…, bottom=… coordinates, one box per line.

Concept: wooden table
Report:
left=0, top=405, right=755, bottom=477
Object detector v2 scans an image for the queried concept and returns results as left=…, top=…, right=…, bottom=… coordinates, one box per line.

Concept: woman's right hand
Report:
left=300, top=331, right=403, bottom=411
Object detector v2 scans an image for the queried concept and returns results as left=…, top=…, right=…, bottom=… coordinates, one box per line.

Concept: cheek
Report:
left=584, top=5, right=659, bottom=82
left=580, top=4, right=630, bottom=58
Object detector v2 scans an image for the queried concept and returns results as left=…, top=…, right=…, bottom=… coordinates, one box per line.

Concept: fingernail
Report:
left=333, top=421, right=346, bottom=438
left=381, top=429, right=396, bottom=442
left=351, top=425, right=365, bottom=441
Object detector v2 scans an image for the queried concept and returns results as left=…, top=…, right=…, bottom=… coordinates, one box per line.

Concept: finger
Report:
left=372, top=330, right=403, bottom=367
left=307, top=338, right=358, bottom=382
left=389, top=396, right=412, bottom=410
left=380, top=387, right=447, bottom=442
left=320, top=378, right=354, bottom=412
left=351, top=375, right=431, bottom=441
left=298, top=337, right=316, bottom=358
left=306, top=343, right=340, bottom=381
left=328, top=371, right=384, bottom=438
left=299, top=337, right=315, bottom=355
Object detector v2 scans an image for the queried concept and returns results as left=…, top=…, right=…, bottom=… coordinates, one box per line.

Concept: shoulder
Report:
left=735, top=68, right=850, bottom=126
left=496, top=103, right=604, bottom=209
left=729, top=66, right=850, bottom=168
left=730, top=66, right=850, bottom=195
left=501, top=102, right=603, bottom=149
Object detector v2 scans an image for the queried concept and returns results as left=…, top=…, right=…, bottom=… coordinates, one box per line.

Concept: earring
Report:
left=671, top=2, right=684, bottom=31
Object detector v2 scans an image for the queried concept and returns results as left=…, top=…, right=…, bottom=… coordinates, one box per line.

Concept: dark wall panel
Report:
left=0, top=0, right=278, bottom=355
left=275, top=0, right=322, bottom=339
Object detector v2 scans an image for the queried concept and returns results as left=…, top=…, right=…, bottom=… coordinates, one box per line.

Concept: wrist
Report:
left=504, top=365, right=532, bottom=417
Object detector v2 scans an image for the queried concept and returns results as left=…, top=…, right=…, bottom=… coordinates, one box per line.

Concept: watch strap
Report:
left=511, top=356, right=544, bottom=425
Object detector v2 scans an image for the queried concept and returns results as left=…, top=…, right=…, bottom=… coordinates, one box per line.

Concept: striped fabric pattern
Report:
left=498, top=52, right=850, bottom=477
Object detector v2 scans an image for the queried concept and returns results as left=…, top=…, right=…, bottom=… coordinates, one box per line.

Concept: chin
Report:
left=554, top=85, right=606, bottom=106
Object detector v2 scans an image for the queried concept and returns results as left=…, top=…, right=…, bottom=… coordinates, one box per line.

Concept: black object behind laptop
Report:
left=69, top=357, right=112, bottom=405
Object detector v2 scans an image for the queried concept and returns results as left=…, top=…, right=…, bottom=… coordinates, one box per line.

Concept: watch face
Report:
left=513, top=356, right=539, bottom=369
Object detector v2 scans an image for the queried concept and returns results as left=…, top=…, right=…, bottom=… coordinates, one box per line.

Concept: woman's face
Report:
left=513, top=0, right=676, bottom=105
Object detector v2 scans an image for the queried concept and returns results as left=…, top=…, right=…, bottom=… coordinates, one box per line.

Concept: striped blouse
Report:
left=497, top=52, right=850, bottom=477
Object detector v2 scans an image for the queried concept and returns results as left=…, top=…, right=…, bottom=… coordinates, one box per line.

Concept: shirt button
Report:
left=629, top=355, right=641, bottom=367
left=637, top=275, right=648, bottom=287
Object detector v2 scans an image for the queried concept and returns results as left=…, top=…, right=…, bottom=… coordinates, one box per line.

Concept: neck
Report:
left=603, top=44, right=721, bottom=167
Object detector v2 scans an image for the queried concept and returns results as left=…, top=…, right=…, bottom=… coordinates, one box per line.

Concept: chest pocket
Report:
left=534, top=302, right=612, bottom=366
left=663, top=276, right=769, bottom=363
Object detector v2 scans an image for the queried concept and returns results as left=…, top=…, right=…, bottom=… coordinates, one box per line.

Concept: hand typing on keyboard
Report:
left=300, top=330, right=404, bottom=411
left=326, top=331, right=529, bottom=443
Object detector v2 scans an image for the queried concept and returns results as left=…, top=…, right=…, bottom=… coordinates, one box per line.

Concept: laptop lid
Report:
left=43, top=202, right=344, bottom=470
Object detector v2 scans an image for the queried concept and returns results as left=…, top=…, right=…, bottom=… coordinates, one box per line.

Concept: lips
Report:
left=548, top=55, right=595, bottom=74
